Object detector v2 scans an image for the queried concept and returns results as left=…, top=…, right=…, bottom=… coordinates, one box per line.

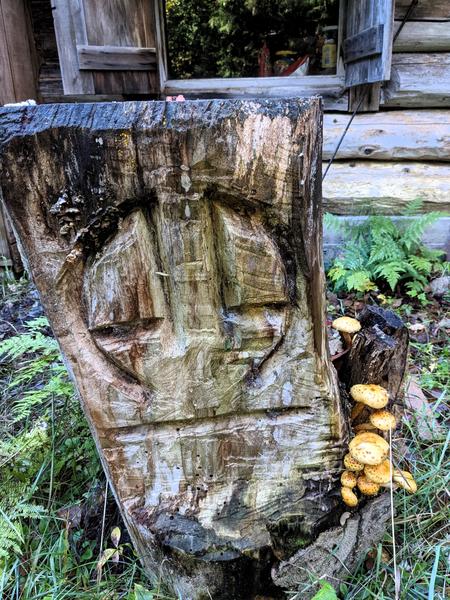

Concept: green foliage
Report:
left=311, top=581, right=338, bottom=599
left=325, top=203, right=448, bottom=301
left=166, top=0, right=337, bottom=78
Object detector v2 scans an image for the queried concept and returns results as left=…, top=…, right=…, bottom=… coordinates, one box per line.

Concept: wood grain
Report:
left=323, top=110, right=450, bottom=161
left=77, top=45, right=156, bottom=70
left=344, top=0, right=394, bottom=87
left=383, top=53, right=450, bottom=107
left=0, top=99, right=351, bottom=599
left=323, top=161, right=450, bottom=214
left=395, top=0, right=450, bottom=20
left=394, top=21, right=450, bottom=52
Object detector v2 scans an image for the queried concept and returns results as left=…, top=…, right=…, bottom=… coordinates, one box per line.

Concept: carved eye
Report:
left=214, top=204, right=288, bottom=308
left=83, top=209, right=166, bottom=331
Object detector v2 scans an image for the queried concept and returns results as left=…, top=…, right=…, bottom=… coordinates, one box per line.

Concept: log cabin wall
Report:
left=323, top=0, right=450, bottom=258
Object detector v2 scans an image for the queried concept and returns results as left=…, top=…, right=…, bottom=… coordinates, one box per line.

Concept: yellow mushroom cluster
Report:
left=332, top=317, right=418, bottom=507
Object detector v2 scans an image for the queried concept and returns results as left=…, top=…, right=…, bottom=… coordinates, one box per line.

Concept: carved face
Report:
left=0, top=100, right=343, bottom=573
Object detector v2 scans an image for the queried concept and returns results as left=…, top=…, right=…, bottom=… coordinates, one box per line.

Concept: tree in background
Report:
left=165, top=0, right=338, bottom=78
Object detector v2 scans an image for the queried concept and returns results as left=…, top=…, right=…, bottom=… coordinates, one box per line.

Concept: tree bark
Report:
left=0, top=99, right=394, bottom=598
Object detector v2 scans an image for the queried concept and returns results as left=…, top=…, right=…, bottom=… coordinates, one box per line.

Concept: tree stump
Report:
left=0, top=99, right=396, bottom=598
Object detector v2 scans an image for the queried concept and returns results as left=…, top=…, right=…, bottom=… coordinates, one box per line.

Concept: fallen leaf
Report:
left=404, top=377, right=443, bottom=441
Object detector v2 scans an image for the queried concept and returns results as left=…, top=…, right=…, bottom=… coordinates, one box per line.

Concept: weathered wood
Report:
left=52, top=0, right=159, bottom=96
left=0, top=99, right=383, bottom=599
left=0, top=0, right=38, bottom=104
left=273, top=494, right=391, bottom=595
left=383, top=53, right=450, bottom=108
left=349, top=306, right=409, bottom=402
left=394, top=21, right=450, bottom=52
left=344, top=0, right=394, bottom=88
left=395, top=0, right=450, bottom=21
left=52, top=0, right=95, bottom=95
left=163, top=76, right=349, bottom=110
left=77, top=45, right=157, bottom=70
left=323, top=110, right=450, bottom=161
left=323, top=161, right=450, bottom=214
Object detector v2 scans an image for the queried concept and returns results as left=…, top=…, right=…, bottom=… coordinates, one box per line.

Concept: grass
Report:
left=0, top=275, right=448, bottom=599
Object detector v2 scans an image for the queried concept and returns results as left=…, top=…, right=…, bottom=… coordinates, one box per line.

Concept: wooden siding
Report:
left=323, top=110, right=450, bottom=161
left=323, top=162, right=450, bottom=215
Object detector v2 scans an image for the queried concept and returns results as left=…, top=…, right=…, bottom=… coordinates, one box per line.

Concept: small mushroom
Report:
left=369, top=409, right=397, bottom=432
left=341, top=470, right=358, bottom=488
left=349, top=432, right=389, bottom=465
left=364, top=459, right=393, bottom=485
left=341, top=486, right=358, bottom=507
left=357, top=474, right=380, bottom=496
left=393, top=469, right=418, bottom=493
left=344, top=453, right=365, bottom=472
left=350, top=384, right=389, bottom=410
left=332, top=316, right=361, bottom=349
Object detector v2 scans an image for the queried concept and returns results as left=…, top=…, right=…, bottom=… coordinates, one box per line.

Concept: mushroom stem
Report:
left=341, top=331, right=353, bottom=349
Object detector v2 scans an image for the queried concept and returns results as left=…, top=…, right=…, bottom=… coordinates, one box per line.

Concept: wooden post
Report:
left=0, top=99, right=392, bottom=598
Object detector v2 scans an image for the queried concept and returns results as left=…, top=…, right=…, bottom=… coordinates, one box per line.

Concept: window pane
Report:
left=165, top=0, right=339, bottom=80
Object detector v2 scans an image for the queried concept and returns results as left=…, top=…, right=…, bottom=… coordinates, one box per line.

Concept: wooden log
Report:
left=323, top=161, right=450, bottom=214
left=395, top=0, right=450, bottom=20
left=383, top=53, right=450, bottom=108
left=349, top=306, right=409, bottom=401
left=1, top=98, right=384, bottom=599
left=394, top=21, right=450, bottom=53
left=323, top=110, right=450, bottom=161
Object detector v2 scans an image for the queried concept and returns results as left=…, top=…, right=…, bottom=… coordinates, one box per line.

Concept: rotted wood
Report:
left=348, top=306, right=409, bottom=421
left=0, top=99, right=391, bottom=599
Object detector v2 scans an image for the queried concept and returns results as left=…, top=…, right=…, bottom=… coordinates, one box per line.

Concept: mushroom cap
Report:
left=332, top=316, right=361, bottom=334
left=341, top=486, right=358, bottom=507
left=357, top=474, right=380, bottom=496
left=349, top=432, right=390, bottom=465
left=341, top=470, right=358, bottom=488
left=365, top=459, right=393, bottom=484
left=344, top=453, right=365, bottom=472
left=350, top=384, right=389, bottom=409
left=370, top=409, right=397, bottom=431
left=393, top=469, right=417, bottom=493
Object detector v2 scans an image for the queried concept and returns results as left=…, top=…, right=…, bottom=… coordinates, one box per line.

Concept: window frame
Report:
left=154, top=0, right=348, bottom=110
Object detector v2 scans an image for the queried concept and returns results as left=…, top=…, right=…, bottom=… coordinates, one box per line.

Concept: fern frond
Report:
left=401, top=198, right=424, bottom=216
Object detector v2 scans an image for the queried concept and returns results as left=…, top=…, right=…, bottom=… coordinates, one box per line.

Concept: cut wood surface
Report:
left=323, top=110, right=450, bottom=161
left=0, top=99, right=374, bottom=599
left=383, top=53, right=450, bottom=107
left=394, top=21, right=450, bottom=52
left=323, top=161, right=450, bottom=214
left=395, top=0, right=450, bottom=20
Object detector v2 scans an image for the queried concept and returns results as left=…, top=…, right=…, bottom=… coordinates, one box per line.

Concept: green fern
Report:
left=325, top=200, right=448, bottom=299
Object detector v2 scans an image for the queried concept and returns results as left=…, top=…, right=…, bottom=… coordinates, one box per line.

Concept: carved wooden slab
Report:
left=0, top=99, right=346, bottom=598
